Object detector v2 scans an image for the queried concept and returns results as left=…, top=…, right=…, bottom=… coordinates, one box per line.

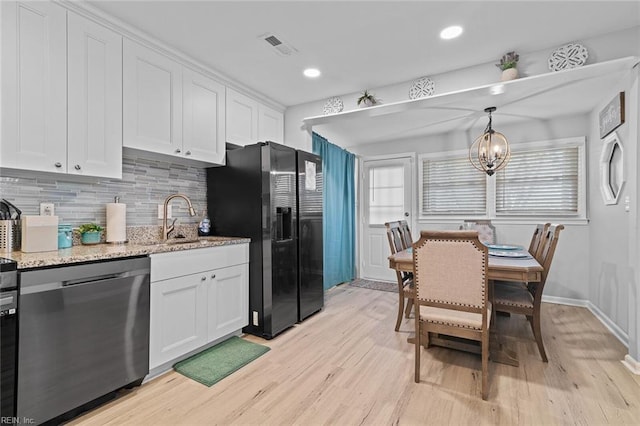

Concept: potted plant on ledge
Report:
left=78, top=223, right=103, bottom=245
left=357, top=90, right=380, bottom=108
left=496, top=51, right=520, bottom=81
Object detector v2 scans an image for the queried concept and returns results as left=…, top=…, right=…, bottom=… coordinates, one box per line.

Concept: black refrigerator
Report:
left=206, top=142, right=323, bottom=339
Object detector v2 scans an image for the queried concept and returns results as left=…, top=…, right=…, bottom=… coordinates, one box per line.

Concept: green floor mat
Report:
left=173, top=336, right=270, bottom=387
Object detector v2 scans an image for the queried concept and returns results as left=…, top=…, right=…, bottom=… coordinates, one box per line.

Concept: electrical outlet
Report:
left=40, top=203, right=55, bottom=216
left=158, top=204, right=172, bottom=219
left=252, top=311, right=259, bottom=326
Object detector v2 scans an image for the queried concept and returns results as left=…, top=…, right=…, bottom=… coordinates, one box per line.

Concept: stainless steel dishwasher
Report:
left=17, top=257, right=150, bottom=424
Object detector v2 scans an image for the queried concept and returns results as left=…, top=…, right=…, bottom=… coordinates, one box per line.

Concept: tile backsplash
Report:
left=0, top=154, right=209, bottom=227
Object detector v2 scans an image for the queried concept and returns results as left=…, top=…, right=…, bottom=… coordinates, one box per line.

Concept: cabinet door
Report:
left=67, top=12, right=122, bottom=179
left=258, top=104, right=284, bottom=144
left=1, top=1, right=67, bottom=173
left=207, top=264, right=249, bottom=342
left=150, top=273, right=207, bottom=369
left=183, top=68, right=226, bottom=164
left=123, top=39, right=182, bottom=156
left=225, top=87, right=258, bottom=146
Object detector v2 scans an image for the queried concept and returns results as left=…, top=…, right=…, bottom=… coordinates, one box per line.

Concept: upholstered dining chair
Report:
left=492, top=224, right=564, bottom=362
left=412, top=230, right=491, bottom=400
left=460, top=220, right=496, bottom=245
left=385, top=221, right=415, bottom=331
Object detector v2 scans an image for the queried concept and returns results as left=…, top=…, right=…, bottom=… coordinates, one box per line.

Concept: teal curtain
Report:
left=312, top=132, right=356, bottom=289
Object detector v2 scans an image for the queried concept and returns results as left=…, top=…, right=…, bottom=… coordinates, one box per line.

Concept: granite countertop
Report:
left=5, top=235, right=250, bottom=270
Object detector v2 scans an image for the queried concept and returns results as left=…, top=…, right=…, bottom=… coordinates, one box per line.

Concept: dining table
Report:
left=388, top=246, right=544, bottom=367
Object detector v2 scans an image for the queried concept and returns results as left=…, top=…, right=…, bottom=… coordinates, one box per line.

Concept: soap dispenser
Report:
left=198, top=209, right=211, bottom=236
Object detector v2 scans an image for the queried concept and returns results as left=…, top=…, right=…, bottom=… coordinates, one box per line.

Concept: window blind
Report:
left=421, top=156, right=486, bottom=214
left=496, top=146, right=579, bottom=215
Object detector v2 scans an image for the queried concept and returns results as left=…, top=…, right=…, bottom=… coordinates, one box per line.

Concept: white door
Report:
left=226, top=87, right=258, bottom=146
left=183, top=67, right=226, bottom=164
left=207, top=264, right=249, bottom=341
left=123, top=39, right=183, bottom=155
left=149, top=273, right=208, bottom=369
left=258, top=104, right=284, bottom=144
left=360, top=156, right=413, bottom=281
left=67, top=12, right=123, bottom=178
left=1, top=1, right=67, bottom=173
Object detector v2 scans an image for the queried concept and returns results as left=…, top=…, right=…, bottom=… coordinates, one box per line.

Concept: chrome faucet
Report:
left=162, top=194, right=197, bottom=241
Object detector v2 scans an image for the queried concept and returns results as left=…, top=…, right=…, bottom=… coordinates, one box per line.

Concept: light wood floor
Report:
left=71, top=285, right=640, bottom=425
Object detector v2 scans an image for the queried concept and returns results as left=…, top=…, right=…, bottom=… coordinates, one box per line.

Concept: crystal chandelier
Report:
left=469, top=107, right=510, bottom=176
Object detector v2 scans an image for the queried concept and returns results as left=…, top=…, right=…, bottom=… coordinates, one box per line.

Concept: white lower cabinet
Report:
left=149, top=244, right=249, bottom=370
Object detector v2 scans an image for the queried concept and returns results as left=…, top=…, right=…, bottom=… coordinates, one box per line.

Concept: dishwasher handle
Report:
left=62, top=273, right=124, bottom=287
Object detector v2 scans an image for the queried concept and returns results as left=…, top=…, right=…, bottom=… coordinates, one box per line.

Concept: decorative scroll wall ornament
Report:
left=548, top=43, right=589, bottom=71
left=322, top=96, right=344, bottom=115
left=599, top=92, right=625, bottom=138
left=599, top=132, right=624, bottom=205
left=408, top=77, right=435, bottom=99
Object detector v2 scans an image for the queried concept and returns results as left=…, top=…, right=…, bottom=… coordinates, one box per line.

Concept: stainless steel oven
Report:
left=0, top=257, right=18, bottom=420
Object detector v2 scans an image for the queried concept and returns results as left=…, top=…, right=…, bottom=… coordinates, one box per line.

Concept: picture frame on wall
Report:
left=599, top=92, right=625, bottom=139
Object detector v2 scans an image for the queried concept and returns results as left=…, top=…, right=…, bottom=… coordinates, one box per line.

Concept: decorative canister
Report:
left=58, top=224, right=73, bottom=249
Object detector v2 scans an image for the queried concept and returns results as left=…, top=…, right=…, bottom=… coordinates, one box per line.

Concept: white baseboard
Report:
left=622, top=354, right=640, bottom=375
left=542, top=295, right=628, bottom=347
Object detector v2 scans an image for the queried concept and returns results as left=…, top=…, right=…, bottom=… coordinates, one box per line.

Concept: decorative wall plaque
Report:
left=322, top=96, right=344, bottom=115
left=599, top=92, right=625, bottom=138
left=548, top=43, right=589, bottom=71
left=408, top=77, right=435, bottom=99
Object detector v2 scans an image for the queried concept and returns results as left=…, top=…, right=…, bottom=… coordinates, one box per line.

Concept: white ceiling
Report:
left=86, top=1, right=640, bottom=107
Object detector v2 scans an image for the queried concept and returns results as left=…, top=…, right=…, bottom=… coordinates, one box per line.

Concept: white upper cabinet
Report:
left=183, top=68, right=226, bottom=164
left=123, top=39, right=183, bottom=156
left=1, top=1, right=67, bottom=173
left=226, top=87, right=259, bottom=146
left=258, top=103, right=284, bottom=144
left=226, top=87, right=284, bottom=146
left=1, top=2, right=122, bottom=178
left=67, top=11, right=122, bottom=179
left=123, top=39, right=226, bottom=165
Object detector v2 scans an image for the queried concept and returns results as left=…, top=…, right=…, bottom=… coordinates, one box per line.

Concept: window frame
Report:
left=418, top=136, right=587, bottom=225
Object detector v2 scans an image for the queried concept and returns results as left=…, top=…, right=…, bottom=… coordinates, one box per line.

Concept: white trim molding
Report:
left=622, top=355, right=640, bottom=375
left=542, top=295, right=629, bottom=347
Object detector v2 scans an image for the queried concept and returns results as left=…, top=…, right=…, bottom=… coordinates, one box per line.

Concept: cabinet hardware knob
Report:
left=185, top=151, right=192, bottom=156
left=75, top=164, right=81, bottom=170
left=211, top=274, right=216, bottom=279
left=54, top=162, right=62, bottom=168
left=201, top=276, right=206, bottom=281
left=175, top=149, right=181, bottom=154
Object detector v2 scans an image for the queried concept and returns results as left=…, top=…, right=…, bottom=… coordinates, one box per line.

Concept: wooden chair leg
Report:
left=405, top=297, right=413, bottom=318
left=395, top=284, right=405, bottom=331
left=529, top=313, right=548, bottom=362
left=415, top=316, right=421, bottom=383
left=481, top=331, right=489, bottom=400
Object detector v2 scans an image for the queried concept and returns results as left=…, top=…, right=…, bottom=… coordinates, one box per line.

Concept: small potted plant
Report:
left=357, top=90, right=380, bottom=108
left=496, top=51, right=520, bottom=81
left=78, top=223, right=103, bottom=245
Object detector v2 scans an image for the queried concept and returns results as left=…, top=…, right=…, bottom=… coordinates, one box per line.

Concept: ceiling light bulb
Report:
left=303, top=68, right=321, bottom=78
left=440, top=25, right=463, bottom=40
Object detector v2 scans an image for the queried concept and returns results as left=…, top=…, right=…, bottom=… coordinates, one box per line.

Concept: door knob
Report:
left=175, top=149, right=181, bottom=154
left=211, top=274, right=216, bottom=279
left=404, top=212, right=409, bottom=217
left=185, top=151, right=192, bottom=156
left=75, top=165, right=81, bottom=170
left=54, top=162, right=62, bottom=168
left=201, top=276, right=206, bottom=281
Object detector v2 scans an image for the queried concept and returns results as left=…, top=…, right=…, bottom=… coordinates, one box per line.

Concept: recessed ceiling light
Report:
left=440, top=25, right=463, bottom=40
left=303, top=68, right=321, bottom=78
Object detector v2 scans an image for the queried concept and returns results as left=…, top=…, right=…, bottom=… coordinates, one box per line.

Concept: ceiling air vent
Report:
left=260, top=33, right=298, bottom=56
